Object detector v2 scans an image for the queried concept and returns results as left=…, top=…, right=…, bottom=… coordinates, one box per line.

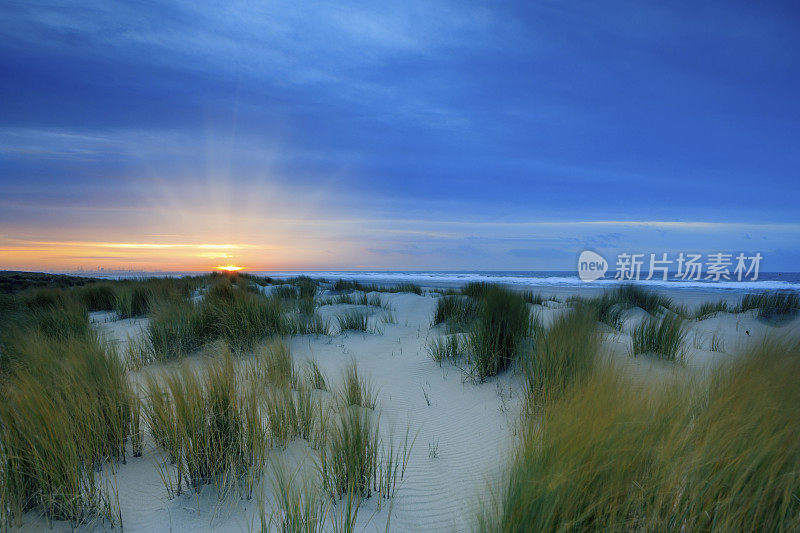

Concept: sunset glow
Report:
left=215, top=265, right=244, bottom=272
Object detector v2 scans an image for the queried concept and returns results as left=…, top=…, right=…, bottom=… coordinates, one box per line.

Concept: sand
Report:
left=22, top=286, right=800, bottom=532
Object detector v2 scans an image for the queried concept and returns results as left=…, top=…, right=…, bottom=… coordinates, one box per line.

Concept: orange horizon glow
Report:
left=215, top=264, right=244, bottom=272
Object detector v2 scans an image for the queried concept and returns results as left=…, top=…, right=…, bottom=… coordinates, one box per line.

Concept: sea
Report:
left=67, top=270, right=800, bottom=294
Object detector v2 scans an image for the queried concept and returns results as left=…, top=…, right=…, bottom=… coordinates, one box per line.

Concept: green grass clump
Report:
left=200, top=284, right=285, bottom=351
left=431, top=295, right=478, bottom=328
left=274, top=284, right=298, bottom=300
left=481, top=340, right=800, bottom=532
left=521, top=291, right=544, bottom=305
left=266, top=463, right=327, bottom=532
left=738, top=290, right=800, bottom=319
left=427, top=334, right=463, bottom=366
left=478, top=369, right=690, bottom=532
left=145, top=280, right=286, bottom=360
left=264, top=385, right=300, bottom=447
left=693, top=299, right=730, bottom=319
left=680, top=340, right=800, bottom=530
left=331, top=279, right=421, bottom=295
left=390, top=283, right=422, bottom=295
left=114, top=284, right=152, bottom=318
left=610, top=284, right=672, bottom=314
left=0, top=298, right=91, bottom=371
left=630, top=313, right=686, bottom=361
left=338, top=361, right=377, bottom=410
left=78, top=283, right=117, bottom=311
left=583, top=292, right=625, bottom=330
left=319, top=405, right=380, bottom=499
left=0, top=334, right=133, bottom=527
left=336, top=309, right=370, bottom=333
left=147, top=298, right=204, bottom=360
left=522, top=307, right=599, bottom=405
left=466, top=286, right=530, bottom=380
left=304, top=359, right=328, bottom=391
left=461, top=281, right=492, bottom=299
left=143, top=352, right=267, bottom=497
left=294, top=276, right=318, bottom=299
left=251, top=339, right=295, bottom=388
left=288, top=313, right=331, bottom=336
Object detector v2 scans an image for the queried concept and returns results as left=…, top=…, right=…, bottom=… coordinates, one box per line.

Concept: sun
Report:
left=215, top=264, right=244, bottom=272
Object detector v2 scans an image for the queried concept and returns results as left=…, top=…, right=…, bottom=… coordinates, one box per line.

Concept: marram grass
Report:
left=0, top=333, right=133, bottom=527
left=142, top=349, right=267, bottom=498
left=630, top=312, right=686, bottom=361
left=466, top=285, right=530, bottom=380
left=479, top=340, right=800, bottom=532
left=522, top=306, right=599, bottom=406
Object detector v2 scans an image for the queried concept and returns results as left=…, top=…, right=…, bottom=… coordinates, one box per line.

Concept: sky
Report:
left=1, top=0, right=799, bottom=272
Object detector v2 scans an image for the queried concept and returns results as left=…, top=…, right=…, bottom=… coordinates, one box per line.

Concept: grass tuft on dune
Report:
left=480, top=339, right=800, bottom=532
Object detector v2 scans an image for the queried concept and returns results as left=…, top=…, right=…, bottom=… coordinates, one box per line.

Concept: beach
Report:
left=38, top=277, right=792, bottom=532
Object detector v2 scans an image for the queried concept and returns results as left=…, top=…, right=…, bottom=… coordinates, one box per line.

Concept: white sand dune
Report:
left=23, top=287, right=797, bottom=532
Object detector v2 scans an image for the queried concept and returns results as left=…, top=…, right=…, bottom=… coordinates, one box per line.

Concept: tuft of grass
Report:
left=264, top=385, right=299, bottom=448
left=480, top=340, right=800, bottom=531
left=521, top=291, right=544, bottom=305
left=693, top=299, right=730, bottom=320
left=522, top=307, right=599, bottom=405
left=304, top=359, right=328, bottom=391
left=338, top=361, right=377, bottom=410
left=466, top=286, right=530, bottom=380
left=391, top=283, right=423, bottom=295
left=114, top=284, right=153, bottom=318
left=251, top=339, right=295, bottom=389
left=461, top=281, right=492, bottom=299
left=336, top=309, right=370, bottom=333
left=79, top=283, right=117, bottom=311
left=737, top=290, right=800, bottom=319
left=426, top=334, right=463, bottom=366
left=147, top=298, right=203, bottom=360
left=144, top=281, right=286, bottom=360
left=266, top=463, right=327, bottom=532
left=478, top=368, right=691, bottom=532
left=0, top=334, right=133, bottom=526
left=318, top=405, right=380, bottom=499
left=630, top=313, right=687, bottom=361
left=143, top=351, right=267, bottom=498
left=611, top=284, right=673, bottom=314
left=431, top=295, right=478, bottom=328
left=294, top=276, right=318, bottom=300
left=583, top=292, right=625, bottom=330
left=274, top=284, right=299, bottom=300
left=288, top=313, right=331, bottom=336
left=681, top=340, right=800, bottom=530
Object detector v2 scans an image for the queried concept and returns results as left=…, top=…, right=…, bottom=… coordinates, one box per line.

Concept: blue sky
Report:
left=1, top=1, right=799, bottom=271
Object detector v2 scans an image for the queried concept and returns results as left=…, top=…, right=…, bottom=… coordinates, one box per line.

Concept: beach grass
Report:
left=630, top=313, right=686, bottom=361
left=522, top=306, right=599, bottom=405
left=318, top=405, right=380, bottom=499
left=480, top=339, right=800, bottom=531
left=336, top=309, right=370, bottom=333
left=266, top=463, right=327, bottom=532
left=431, top=295, right=478, bottom=329
left=143, top=351, right=267, bottom=497
left=338, top=361, right=377, bottom=410
left=427, top=334, right=463, bottom=366
left=737, top=290, right=800, bottom=318
left=466, top=285, right=530, bottom=380
left=693, top=299, right=730, bottom=319
left=304, top=359, right=328, bottom=391
left=0, top=333, right=133, bottom=527
left=288, top=312, right=331, bottom=336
